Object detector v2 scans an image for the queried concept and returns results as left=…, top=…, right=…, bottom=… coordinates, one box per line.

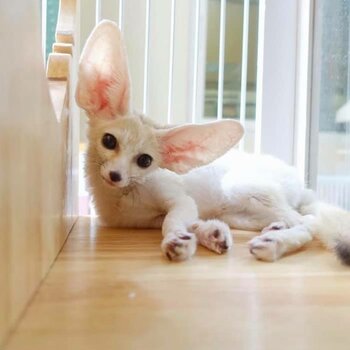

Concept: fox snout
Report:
left=109, top=171, right=122, bottom=183
left=100, top=161, right=129, bottom=188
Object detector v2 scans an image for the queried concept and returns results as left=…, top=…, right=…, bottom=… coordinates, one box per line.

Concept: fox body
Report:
left=78, top=20, right=350, bottom=263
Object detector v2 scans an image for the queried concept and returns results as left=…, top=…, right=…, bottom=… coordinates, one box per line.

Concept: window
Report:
left=40, top=0, right=59, bottom=62
left=204, top=0, right=259, bottom=152
left=310, top=0, right=350, bottom=209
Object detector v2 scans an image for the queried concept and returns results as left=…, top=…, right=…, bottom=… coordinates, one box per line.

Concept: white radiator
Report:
left=317, top=176, right=350, bottom=210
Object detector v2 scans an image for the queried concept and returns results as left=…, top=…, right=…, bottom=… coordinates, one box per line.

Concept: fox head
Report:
left=76, top=20, right=244, bottom=189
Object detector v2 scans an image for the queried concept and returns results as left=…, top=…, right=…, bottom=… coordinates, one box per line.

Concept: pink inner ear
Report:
left=76, top=21, right=131, bottom=119
left=161, top=141, right=206, bottom=165
left=95, top=77, right=113, bottom=111
left=90, top=72, right=129, bottom=118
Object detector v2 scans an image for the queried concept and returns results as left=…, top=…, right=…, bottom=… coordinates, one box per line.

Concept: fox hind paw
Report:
left=248, top=234, right=283, bottom=262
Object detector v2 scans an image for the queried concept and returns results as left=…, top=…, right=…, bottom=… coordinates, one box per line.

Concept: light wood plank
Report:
left=0, top=0, right=79, bottom=345
left=5, top=217, right=350, bottom=350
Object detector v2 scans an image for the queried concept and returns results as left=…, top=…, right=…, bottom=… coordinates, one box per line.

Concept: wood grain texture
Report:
left=53, top=43, right=73, bottom=55
left=0, top=0, right=79, bottom=345
left=46, top=53, right=71, bottom=80
left=5, top=217, right=350, bottom=350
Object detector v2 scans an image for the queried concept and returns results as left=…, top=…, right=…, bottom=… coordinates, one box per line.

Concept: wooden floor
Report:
left=5, top=217, right=350, bottom=350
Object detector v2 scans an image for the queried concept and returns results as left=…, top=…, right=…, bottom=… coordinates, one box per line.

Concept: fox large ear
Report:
left=75, top=20, right=130, bottom=119
left=156, top=120, right=244, bottom=173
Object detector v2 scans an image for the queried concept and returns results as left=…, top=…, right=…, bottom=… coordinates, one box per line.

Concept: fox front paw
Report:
left=190, top=220, right=233, bottom=254
left=161, top=232, right=197, bottom=261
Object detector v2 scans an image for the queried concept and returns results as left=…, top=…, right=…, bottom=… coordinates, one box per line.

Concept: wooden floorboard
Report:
left=5, top=217, right=350, bottom=350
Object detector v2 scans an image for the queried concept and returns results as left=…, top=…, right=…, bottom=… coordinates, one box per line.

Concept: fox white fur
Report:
left=76, top=20, right=350, bottom=264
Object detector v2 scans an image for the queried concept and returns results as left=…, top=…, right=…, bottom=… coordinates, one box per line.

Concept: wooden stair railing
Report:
left=0, top=0, right=79, bottom=346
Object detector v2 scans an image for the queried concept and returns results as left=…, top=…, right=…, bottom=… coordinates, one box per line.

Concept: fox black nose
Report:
left=109, top=171, right=122, bottom=182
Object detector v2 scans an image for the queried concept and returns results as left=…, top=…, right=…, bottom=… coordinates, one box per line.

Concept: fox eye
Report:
left=137, top=154, right=153, bottom=168
left=102, top=133, right=117, bottom=150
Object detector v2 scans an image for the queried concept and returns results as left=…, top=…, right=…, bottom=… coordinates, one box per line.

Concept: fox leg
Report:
left=248, top=219, right=314, bottom=262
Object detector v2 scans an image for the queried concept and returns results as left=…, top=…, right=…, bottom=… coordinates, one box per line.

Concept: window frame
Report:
left=255, top=0, right=315, bottom=183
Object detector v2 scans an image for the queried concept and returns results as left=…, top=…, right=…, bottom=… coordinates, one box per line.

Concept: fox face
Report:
left=88, top=116, right=161, bottom=188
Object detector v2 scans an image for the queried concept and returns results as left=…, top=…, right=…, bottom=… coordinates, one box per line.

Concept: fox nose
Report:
left=109, top=171, right=122, bottom=182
